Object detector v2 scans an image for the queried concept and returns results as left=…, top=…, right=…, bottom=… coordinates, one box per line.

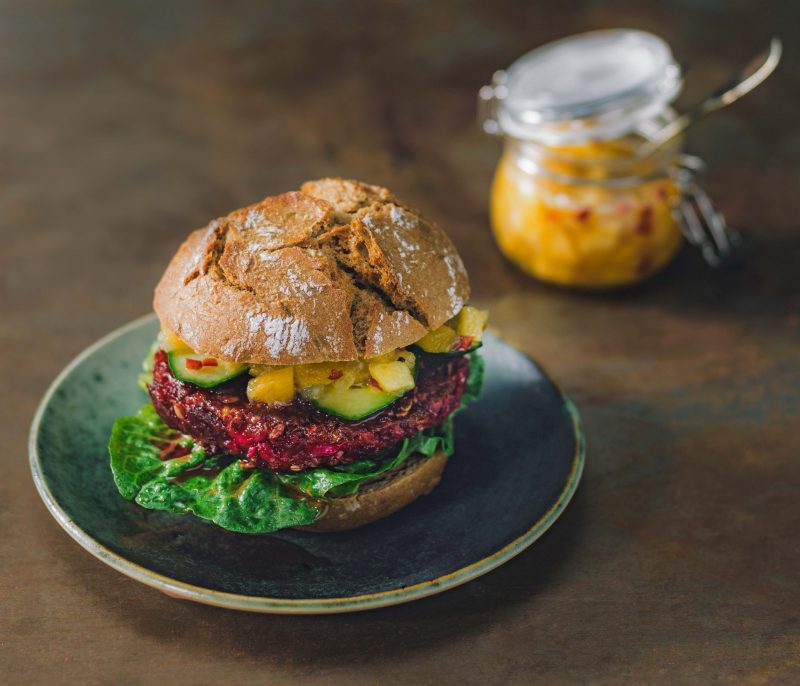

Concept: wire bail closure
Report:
left=673, top=155, right=742, bottom=268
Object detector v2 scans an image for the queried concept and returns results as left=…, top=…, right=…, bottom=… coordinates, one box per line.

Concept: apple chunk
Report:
left=247, top=366, right=295, bottom=404
left=368, top=361, right=415, bottom=394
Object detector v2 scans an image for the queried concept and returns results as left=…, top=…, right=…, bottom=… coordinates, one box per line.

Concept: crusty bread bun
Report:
left=154, top=178, right=470, bottom=365
left=298, top=450, right=448, bottom=532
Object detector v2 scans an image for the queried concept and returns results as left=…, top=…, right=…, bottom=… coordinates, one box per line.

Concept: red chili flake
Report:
left=455, top=336, right=474, bottom=351
left=328, top=369, right=343, bottom=380
left=185, top=358, right=202, bottom=370
left=635, top=206, right=654, bottom=236
left=369, top=377, right=382, bottom=389
left=202, top=357, right=218, bottom=367
left=576, top=208, right=591, bottom=222
left=657, top=186, right=669, bottom=200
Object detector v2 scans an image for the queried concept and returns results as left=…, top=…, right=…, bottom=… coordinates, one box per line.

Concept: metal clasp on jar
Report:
left=673, top=155, right=743, bottom=268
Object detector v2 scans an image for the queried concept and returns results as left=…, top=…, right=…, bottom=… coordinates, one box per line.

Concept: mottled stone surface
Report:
left=3, top=1, right=798, bottom=684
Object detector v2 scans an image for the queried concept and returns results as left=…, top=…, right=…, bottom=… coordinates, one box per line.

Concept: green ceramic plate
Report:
left=29, top=314, right=584, bottom=614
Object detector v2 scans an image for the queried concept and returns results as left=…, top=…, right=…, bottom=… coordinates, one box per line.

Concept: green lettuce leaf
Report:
left=460, top=350, right=484, bottom=411
left=109, top=405, right=319, bottom=533
left=134, top=461, right=320, bottom=534
left=108, top=352, right=485, bottom=533
left=109, top=404, right=202, bottom=499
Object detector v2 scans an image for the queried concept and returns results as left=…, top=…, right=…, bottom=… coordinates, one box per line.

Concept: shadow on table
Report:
left=478, top=225, right=800, bottom=323
left=54, top=486, right=589, bottom=668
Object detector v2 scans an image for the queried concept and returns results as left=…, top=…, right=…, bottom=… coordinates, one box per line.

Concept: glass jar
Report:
left=480, top=30, right=728, bottom=288
left=491, top=133, right=684, bottom=288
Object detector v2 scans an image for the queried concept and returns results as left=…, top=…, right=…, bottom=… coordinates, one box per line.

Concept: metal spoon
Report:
left=636, top=38, right=782, bottom=158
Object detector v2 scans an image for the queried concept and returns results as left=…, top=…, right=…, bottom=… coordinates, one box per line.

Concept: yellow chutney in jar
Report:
left=479, top=30, right=688, bottom=288
left=490, top=141, right=683, bottom=288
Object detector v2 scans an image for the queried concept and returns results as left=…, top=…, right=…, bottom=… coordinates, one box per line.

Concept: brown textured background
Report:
left=3, top=1, right=799, bottom=684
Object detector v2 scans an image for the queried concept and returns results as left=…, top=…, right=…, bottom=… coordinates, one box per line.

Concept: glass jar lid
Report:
left=479, top=29, right=683, bottom=144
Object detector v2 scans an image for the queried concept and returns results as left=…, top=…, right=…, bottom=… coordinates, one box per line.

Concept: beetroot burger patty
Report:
left=148, top=350, right=469, bottom=472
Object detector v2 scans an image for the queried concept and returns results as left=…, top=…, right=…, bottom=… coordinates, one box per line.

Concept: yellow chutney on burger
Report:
left=109, top=178, right=487, bottom=533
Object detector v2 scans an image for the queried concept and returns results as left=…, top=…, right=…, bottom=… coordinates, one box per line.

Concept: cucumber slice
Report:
left=411, top=341, right=482, bottom=357
left=303, top=384, right=400, bottom=421
left=302, top=356, right=417, bottom=421
left=168, top=352, right=248, bottom=388
left=444, top=340, right=483, bottom=357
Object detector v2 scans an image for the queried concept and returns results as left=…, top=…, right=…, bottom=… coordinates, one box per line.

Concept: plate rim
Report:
left=29, top=313, right=585, bottom=614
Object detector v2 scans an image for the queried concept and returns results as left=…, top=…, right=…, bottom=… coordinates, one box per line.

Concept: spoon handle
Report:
left=637, top=38, right=782, bottom=158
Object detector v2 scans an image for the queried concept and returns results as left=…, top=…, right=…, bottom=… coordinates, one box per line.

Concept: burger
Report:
left=109, top=178, right=487, bottom=533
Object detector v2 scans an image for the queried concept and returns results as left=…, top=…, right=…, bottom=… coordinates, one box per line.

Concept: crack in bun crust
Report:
left=154, top=178, right=470, bottom=364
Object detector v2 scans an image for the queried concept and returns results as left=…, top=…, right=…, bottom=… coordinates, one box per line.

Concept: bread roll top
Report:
left=154, top=178, right=470, bottom=365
